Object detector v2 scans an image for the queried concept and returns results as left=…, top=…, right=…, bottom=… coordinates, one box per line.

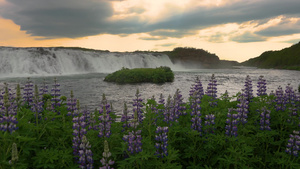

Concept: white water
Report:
left=0, top=47, right=183, bottom=78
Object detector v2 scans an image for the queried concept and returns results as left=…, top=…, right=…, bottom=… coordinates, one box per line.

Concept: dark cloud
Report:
left=1, top=0, right=114, bottom=38
left=207, top=33, right=226, bottom=43
left=1, top=0, right=300, bottom=39
left=148, top=0, right=300, bottom=33
left=230, top=32, right=266, bottom=43
left=256, top=19, right=300, bottom=37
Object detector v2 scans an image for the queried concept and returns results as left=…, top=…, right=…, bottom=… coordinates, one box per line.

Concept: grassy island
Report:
left=104, top=66, right=174, bottom=84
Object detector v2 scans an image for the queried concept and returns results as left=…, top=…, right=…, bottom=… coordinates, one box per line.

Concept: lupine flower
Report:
left=286, top=130, right=300, bottom=157
left=88, top=108, right=98, bottom=130
left=257, top=75, right=267, bottom=96
left=285, top=84, right=295, bottom=105
left=237, top=91, right=249, bottom=125
left=15, top=84, right=22, bottom=111
left=125, top=130, right=142, bottom=154
left=132, top=89, right=143, bottom=123
left=259, top=107, right=271, bottom=131
left=204, top=114, right=215, bottom=134
left=275, top=86, right=286, bottom=111
left=225, top=108, right=239, bottom=137
left=72, top=100, right=87, bottom=162
left=23, top=77, right=34, bottom=106
left=163, top=95, right=176, bottom=126
left=287, top=107, right=298, bottom=124
left=243, top=75, right=253, bottom=101
left=40, top=79, right=48, bottom=95
left=206, top=74, right=218, bottom=107
left=121, top=102, right=131, bottom=132
left=78, top=136, right=93, bottom=169
left=173, top=89, right=186, bottom=118
left=32, top=85, right=43, bottom=121
left=156, top=94, right=165, bottom=119
left=98, top=106, right=113, bottom=138
left=51, top=77, right=61, bottom=113
left=190, top=92, right=202, bottom=135
left=0, top=86, right=18, bottom=133
left=100, top=140, right=114, bottom=169
left=123, top=110, right=142, bottom=155
left=221, top=90, right=230, bottom=101
left=67, top=90, right=78, bottom=116
left=155, top=126, right=168, bottom=158
left=190, top=77, right=204, bottom=100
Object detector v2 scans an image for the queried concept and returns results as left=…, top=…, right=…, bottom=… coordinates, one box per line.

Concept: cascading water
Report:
left=0, top=47, right=182, bottom=78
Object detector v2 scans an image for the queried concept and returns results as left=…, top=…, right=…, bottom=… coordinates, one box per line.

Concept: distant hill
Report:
left=242, top=42, right=300, bottom=70
left=165, top=47, right=239, bottom=69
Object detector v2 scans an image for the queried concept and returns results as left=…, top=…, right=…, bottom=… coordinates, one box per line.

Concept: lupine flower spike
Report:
left=237, top=91, right=249, bottom=125
left=206, top=74, right=218, bottom=107
left=23, top=77, right=34, bottom=106
left=67, top=90, right=78, bottom=117
left=155, top=126, right=168, bottom=158
left=286, top=130, right=300, bottom=157
left=100, top=140, right=114, bottom=169
left=225, top=108, right=238, bottom=137
left=51, top=77, right=61, bottom=114
left=244, top=75, right=253, bottom=101
left=259, top=107, right=271, bottom=131
left=78, top=136, right=93, bottom=169
left=121, top=102, right=131, bottom=132
left=133, top=89, right=143, bottom=123
left=257, top=75, right=267, bottom=96
left=275, top=86, right=286, bottom=111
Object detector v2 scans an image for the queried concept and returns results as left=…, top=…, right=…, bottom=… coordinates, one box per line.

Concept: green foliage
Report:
left=242, top=41, right=300, bottom=70
left=1, top=86, right=300, bottom=168
left=104, top=66, right=174, bottom=84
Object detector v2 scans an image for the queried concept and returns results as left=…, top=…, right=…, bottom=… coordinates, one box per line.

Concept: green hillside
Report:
left=242, top=42, right=300, bottom=70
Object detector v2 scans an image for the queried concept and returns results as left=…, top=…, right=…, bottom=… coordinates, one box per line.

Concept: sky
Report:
left=0, top=0, right=300, bottom=62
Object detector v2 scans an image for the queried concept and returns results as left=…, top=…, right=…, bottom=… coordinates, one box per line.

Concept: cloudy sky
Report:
left=1, top=0, right=300, bottom=62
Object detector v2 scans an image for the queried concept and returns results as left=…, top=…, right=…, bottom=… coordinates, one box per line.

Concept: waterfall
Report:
left=0, top=47, right=182, bottom=78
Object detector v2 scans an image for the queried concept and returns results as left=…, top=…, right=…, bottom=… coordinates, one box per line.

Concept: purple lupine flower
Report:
left=88, top=108, right=98, bottom=131
left=32, top=85, right=43, bottom=121
left=190, top=77, right=204, bottom=100
left=285, top=130, right=300, bottom=157
left=237, top=91, right=249, bottom=125
left=78, top=136, right=93, bottom=169
left=125, top=130, right=142, bottom=154
left=23, top=77, right=34, bottom=106
left=285, top=84, right=295, bottom=106
left=121, top=102, right=131, bottom=132
left=190, top=92, right=202, bottom=135
left=287, top=107, right=298, bottom=124
left=15, top=84, right=22, bottom=111
left=132, top=89, right=144, bottom=123
left=155, top=126, right=168, bottom=158
left=206, top=74, right=218, bottom=107
left=100, top=140, right=114, bottom=169
left=98, top=106, right=113, bottom=138
left=243, top=75, right=253, bottom=101
left=72, top=100, right=87, bottom=162
left=225, top=108, right=239, bottom=137
left=257, top=75, right=267, bottom=96
left=67, top=90, right=78, bottom=116
left=123, top=110, right=142, bottom=155
left=40, top=79, right=48, bottom=96
left=156, top=94, right=165, bottom=120
left=51, top=77, right=61, bottom=113
left=204, top=114, right=215, bottom=134
left=0, top=86, right=18, bottom=133
left=173, top=89, right=186, bottom=118
left=163, top=95, right=176, bottom=126
left=275, top=86, right=286, bottom=111
left=259, top=107, right=271, bottom=131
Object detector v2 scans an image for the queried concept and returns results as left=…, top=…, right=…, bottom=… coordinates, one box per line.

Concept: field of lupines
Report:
left=0, top=75, right=300, bottom=169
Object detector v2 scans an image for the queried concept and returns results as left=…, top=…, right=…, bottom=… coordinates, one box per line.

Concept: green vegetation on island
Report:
left=104, top=66, right=174, bottom=84
left=242, top=41, right=300, bottom=70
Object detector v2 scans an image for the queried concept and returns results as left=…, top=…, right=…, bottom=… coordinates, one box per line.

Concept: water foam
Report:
left=0, top=47, right=184, bottom=78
